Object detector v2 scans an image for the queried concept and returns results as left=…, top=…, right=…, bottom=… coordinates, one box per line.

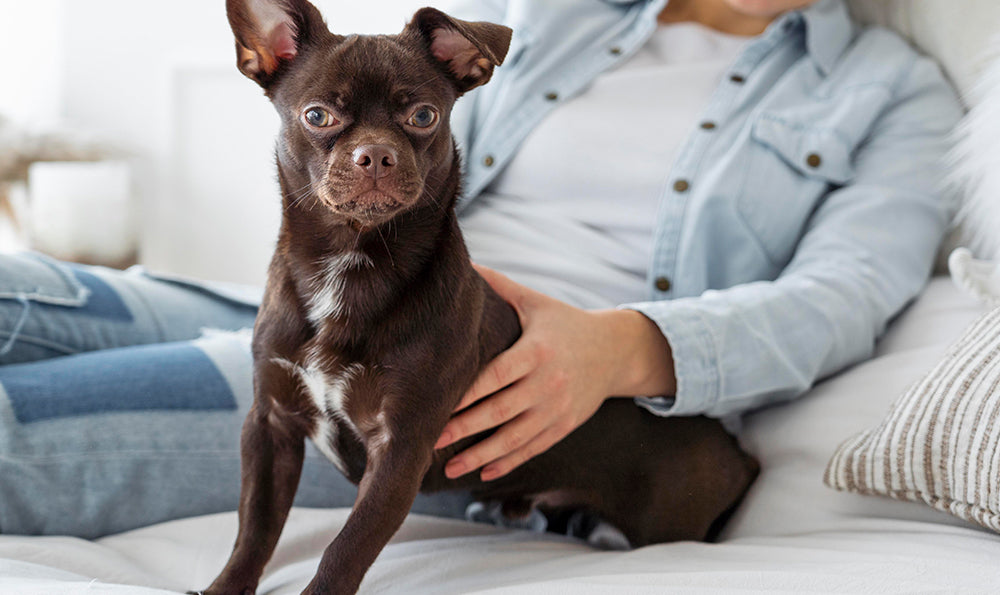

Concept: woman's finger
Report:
left=479, top=424, right=566, bottom=481
left=437, top=378, right=532, bottom=450
left=443, top=410, right=546, bottom=479
left=456, top=341, right=536, bottom=412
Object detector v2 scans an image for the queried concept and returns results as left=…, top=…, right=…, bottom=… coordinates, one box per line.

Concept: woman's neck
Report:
left=658, top=0, right=774, bottom=36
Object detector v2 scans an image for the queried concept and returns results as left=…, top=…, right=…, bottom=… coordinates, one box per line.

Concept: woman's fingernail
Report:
left=434, top=432, right=452, bottom=450
left=481, top=466, right=500, bottom=482
left=446, top=459, right=465, bottom=478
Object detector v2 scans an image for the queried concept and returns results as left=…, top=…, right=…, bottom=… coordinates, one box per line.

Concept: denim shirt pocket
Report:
left=737, top=111, right=857, bottom=267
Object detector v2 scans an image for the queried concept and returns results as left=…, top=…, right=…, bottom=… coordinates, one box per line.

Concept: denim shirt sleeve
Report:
left=623, top=55, right=963, bottom=418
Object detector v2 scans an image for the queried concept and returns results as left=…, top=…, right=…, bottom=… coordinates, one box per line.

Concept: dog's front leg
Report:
left=201, top=365, right=307, bottom=595
left=302, top=436, right=433, bottom=595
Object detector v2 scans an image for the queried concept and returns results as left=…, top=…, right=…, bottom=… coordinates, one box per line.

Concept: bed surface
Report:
left=4, top=508, right=999, bottom=594
left=2, top=277, right=998, bottom=594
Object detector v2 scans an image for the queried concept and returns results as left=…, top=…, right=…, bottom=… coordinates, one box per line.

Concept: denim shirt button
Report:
left=610, top=46, right=623, bottom=56
left=673, top=179, right=690, bottom=193
left=700, top=121, right=717, bottom=130
left=483, top=155, right=496, bottom=167
left=806, top=153, right=822, bottom=168
left=545, top=92, right=559, bottom=101
left=730, top=74, right=746, bottom=84
left=655, top=277, right=672, bottom=292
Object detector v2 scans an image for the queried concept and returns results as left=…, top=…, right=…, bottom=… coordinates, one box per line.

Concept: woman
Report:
left=0, top=0, right=961, bottom=538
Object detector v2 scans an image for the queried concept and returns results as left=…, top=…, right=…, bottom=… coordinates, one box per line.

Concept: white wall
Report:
left=0, top=0, right=64, bottom=127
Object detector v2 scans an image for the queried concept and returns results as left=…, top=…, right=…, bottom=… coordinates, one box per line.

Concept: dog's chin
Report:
left=327, top=190, right=414, bottom=229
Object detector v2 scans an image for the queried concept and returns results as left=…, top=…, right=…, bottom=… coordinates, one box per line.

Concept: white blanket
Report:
left=2, top=277, right=999, bottom=594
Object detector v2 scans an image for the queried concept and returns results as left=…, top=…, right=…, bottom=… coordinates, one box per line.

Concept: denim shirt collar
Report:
left=602, top=0, right=854, bottom=76
left=796, top=0, right=854, bottom=74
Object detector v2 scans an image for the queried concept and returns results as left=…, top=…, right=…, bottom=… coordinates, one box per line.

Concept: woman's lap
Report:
left=0, top=254, right=473, bottom=537
left=0, top=252, right=260, bottom=364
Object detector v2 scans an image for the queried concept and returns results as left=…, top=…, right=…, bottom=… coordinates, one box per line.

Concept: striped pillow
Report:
left=825, top=306, right=1000, bottom=532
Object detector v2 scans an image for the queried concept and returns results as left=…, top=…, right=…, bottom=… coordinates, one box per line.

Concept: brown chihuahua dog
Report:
left=197, top=1, right=758, bottom=594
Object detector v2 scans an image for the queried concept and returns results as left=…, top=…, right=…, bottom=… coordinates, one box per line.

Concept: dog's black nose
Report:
left=352, top=144, right=398, bottom=179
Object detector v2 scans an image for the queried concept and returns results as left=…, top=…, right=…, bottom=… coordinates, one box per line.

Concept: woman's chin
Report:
left=722, top=0, right=816, bottom=19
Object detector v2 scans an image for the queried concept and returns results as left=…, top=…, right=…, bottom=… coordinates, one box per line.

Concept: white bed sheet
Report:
left=1, top=277, right=999, bottom=594
left=4, top=508, right=1000, bottom=595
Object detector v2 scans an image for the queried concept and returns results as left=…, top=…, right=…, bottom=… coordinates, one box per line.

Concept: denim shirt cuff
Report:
left=618, top=301, right=721, bottom=417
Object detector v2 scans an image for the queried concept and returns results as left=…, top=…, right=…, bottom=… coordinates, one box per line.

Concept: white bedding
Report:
left=2, top=277, right=999, bottom=594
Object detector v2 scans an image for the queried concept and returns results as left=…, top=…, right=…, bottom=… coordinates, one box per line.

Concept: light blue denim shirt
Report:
left=444, top=0, right=964, bottom=418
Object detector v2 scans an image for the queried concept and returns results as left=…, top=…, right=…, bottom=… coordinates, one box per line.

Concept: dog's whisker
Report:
left=376, top=225, right=395, bottom=269
left=289, top=190, right=318, bottom=211
left=290, top=180, right=312, bottom=193
left=288, top=192, right=314, bottom=210
left=408, top=76, right=441, bottom=94
left=286, top=197, right=311, bottom=213
left=422, top=172, right=448, bottom=186
left=285, top=181, right=313, bottom=200
left=352, top=226, right=365, bottom=252
left=284, top=183, right=318, bottom=212
left=290, top=185, right=314, bottom=201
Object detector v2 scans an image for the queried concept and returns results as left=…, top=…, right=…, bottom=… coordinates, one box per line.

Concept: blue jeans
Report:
left=0, top=252, right=473, bottom=538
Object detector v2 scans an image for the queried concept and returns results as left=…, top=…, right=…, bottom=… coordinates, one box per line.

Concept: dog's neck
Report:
left=275, top=158, right=466, bottom=334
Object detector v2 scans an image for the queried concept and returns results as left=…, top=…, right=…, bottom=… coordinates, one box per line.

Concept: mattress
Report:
left=1, top=277, right=998, bottom=594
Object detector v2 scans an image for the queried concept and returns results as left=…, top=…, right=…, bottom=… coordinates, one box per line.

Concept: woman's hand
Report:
left=434, top=265, right=677, bottom=482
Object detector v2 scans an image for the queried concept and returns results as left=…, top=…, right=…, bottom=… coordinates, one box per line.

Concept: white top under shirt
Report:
left=461, top=23, right=749, bottom=309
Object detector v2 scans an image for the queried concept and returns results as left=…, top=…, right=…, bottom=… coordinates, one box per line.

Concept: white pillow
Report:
left=825, top=306, right=1000, bottom=533
left=846, top=0, right=1000, bottom=98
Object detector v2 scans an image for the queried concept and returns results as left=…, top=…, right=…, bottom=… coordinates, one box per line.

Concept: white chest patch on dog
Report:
left=273, top=357, right=364, bottom=473
left=307, top=251, right=374, bottom=324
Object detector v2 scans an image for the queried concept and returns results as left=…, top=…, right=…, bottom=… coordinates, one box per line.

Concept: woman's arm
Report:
left=627, top=55, right=962, bottom=419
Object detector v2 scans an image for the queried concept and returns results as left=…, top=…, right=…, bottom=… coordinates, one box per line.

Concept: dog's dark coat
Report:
left=198, top=2, right=758, bottom=594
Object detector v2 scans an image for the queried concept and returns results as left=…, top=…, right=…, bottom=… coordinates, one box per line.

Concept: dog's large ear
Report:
left=226, top=0, right=328, bottom=87
left=409, top=8, right=513, bottom=94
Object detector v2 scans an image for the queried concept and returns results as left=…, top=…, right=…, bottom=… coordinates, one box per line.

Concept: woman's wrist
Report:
left=594, top=309, right=677, bottom=398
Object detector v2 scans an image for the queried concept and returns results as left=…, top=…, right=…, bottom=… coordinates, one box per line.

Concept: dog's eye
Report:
left=407, top=107, right=439, bottom=129
left=303, top=107, right=339, bottom=128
